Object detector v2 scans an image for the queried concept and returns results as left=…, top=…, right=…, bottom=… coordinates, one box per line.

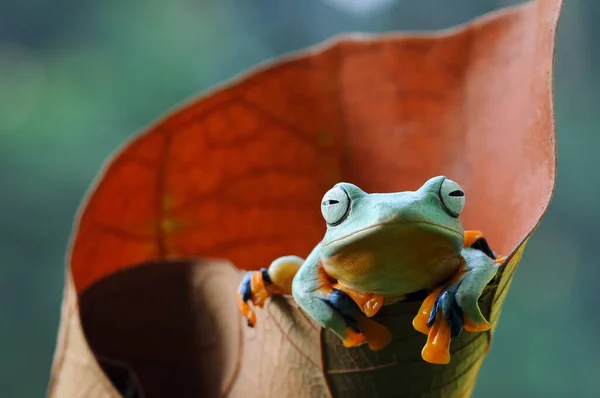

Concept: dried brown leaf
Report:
left=48, top=1, right=562, bottom=397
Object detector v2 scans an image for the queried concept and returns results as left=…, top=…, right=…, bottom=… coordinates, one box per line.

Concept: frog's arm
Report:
left=413, top=232, right=505, bottom=364
left=292, top=243, right=392, bottom=350
left=237, top=245, right=392, bottom=349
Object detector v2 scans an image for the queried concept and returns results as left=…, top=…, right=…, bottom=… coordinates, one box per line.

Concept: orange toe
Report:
left=412, top=315, right=431, bottom=335
left=251, top=271, right=268, bottom=307
left=413, top=286, right=443, bottom=335
left=357, top=317, right=393, bottom=351
left=363, top=296, right=385, bottom=318
left=421, top=316, right=452, bottom=365
left=333, top=283, right=384, bottom=318
left=494, top=255, right=507, bottom=266
left=464, top=315, right=491, bottom=332
left=237, top=292, right=257, bottom=327
left=463, top=230, right=484, bottom=248
left=342, top=328, right=367, bottom=348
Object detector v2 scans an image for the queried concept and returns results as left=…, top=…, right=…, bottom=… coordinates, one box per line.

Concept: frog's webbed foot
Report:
left=237, top=268, right=278, bottom=327
left=413, top=283, right=467, bottom=364
left=320, top=289, right=393, bottom=350
left=320, top=290, right=367, bottom=347
left=237, top=256, right=303, bottom=327
left=412, top=231, right=504, bottom=364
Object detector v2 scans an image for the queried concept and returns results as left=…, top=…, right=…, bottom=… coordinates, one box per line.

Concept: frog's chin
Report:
left=322, top=221, right=463, bottom=248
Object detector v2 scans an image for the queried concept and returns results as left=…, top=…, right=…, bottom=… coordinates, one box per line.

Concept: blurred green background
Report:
left=1, top=0, right=598, bottom=396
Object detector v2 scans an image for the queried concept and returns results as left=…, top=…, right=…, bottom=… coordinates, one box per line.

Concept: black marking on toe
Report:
left=322, top=199, right=340, bottom=206
left=320, top=289, right=361, bottom=333
left=260, top=268, right=272, bottom=284
left=469, top=237, right=496, bottom=260
left=427, top=294, right=440, bottom=328
left=449, top=190, right=464, bottom=197
left=240, top=273, right=253, bottom=302
left=427, top=282, right=465, bottom=339
left=247, top=320, right=254, bottom=328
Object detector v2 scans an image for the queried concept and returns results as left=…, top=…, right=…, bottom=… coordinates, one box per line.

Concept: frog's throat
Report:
left=322, top=221, right=463, bottom=247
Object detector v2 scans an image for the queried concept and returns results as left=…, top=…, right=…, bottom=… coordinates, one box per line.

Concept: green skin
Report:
left=263, top=176, right=500, bottom=343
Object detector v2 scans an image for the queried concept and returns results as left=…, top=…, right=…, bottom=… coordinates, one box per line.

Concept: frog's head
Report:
left=319, top=176, right=465, bottom=258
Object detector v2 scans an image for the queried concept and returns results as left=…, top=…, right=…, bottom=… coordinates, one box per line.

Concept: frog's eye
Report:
left=321, top=186, right=351, bottom=226
left=439, top=179, right=465, bottom=218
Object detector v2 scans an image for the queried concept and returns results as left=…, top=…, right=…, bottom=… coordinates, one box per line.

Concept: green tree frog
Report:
left=237, top=176, right=505, bottom=364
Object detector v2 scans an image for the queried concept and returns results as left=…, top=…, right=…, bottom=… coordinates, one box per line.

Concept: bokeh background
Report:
left=1, top=0, right=598, bottom=396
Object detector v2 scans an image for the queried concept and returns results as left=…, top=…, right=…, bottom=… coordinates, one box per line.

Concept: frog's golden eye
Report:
left=321, top=185, right=351, bottom=226
left=439, top=179, right=465, bottom=218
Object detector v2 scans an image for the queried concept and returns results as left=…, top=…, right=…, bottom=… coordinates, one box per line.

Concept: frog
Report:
left=236, top=176, right=505, bottom=364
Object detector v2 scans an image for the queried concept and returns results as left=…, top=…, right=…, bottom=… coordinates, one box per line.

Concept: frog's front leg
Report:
left=413, top=241, right=504, bottom=364
left=292, top=245, right=393, bottom=350
left=237, top=255, right=303, bottom=327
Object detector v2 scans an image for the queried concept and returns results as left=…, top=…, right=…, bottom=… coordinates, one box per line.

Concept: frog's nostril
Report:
left=449, top=190, right=464, bottom=197
left=322, top=199, right=340, bottom=206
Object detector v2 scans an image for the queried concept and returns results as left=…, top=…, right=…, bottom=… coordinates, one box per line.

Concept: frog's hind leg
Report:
left=237, top=255, right=303, bottom=327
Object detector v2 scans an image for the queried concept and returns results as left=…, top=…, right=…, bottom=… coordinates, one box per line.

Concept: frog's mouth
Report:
left=322, top=221, right=463, bottom=247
